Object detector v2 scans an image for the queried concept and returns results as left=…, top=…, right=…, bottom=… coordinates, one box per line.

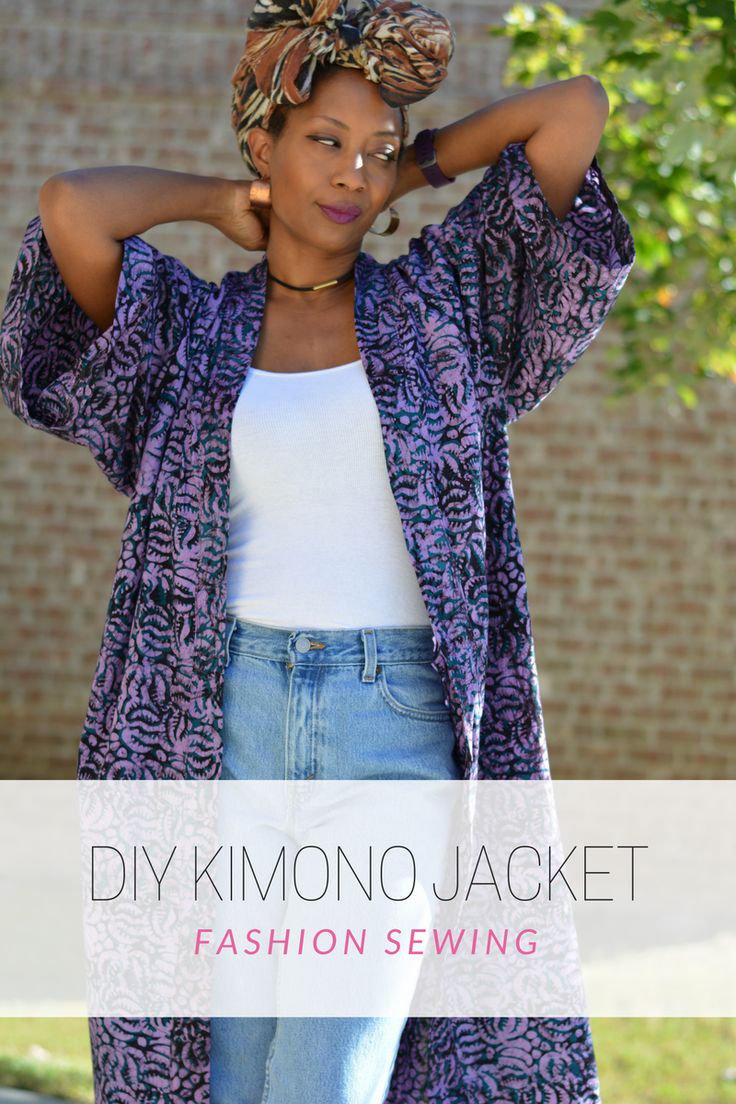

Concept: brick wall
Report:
left=0, top=0, right=733, bottom=779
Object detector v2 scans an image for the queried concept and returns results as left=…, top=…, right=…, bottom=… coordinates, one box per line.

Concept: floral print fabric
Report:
left=0, top=140, right=635, bottom=1102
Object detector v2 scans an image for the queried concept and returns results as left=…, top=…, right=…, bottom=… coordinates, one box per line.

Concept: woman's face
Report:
left=250, top=67, right=403, bottom=252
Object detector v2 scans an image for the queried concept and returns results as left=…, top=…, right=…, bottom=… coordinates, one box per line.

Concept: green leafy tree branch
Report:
left=489, top=0, right=736, bottom=409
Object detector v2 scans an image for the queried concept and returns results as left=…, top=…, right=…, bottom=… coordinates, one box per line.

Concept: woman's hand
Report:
left=212, top=180, right=270, bottom=252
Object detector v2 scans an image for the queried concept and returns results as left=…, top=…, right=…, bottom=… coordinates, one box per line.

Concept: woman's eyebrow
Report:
left=311, top=113, right=400, bottom=138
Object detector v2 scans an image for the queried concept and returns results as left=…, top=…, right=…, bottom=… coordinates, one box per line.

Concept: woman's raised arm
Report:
left=37, top=167, right=266, bottom=330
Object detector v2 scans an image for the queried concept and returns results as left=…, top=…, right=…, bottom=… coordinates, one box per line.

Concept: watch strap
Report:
left=414, top=127, right=456, bottom=188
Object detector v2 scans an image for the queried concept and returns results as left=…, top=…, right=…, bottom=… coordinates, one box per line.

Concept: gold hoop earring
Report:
left=367, top=205, right=400, bottom=236
left=248, top=177, right=272, bottom=209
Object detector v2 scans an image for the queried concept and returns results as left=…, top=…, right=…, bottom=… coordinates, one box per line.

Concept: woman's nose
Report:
left=332, top=153, right=369, bottom=186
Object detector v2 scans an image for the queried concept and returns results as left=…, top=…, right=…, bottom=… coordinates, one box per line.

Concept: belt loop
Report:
left=224, top=616, right=238, bottom=668
left=360, top=628, right=378, bottom=682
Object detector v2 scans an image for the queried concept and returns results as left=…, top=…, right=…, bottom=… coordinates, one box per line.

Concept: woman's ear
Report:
left=246, top=125, right=273, bottom=179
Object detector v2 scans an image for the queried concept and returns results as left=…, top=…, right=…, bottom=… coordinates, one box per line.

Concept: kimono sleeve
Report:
left=0, top=214, right=213, bottom=496
left=402, top=140, right=636, bottom=423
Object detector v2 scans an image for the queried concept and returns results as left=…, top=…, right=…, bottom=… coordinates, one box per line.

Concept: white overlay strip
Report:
left=0, top=781, right=733, bottom=1017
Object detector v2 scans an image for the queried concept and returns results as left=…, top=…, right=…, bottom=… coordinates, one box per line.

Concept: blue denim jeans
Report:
left=210, top=615, right=461, bottom=1104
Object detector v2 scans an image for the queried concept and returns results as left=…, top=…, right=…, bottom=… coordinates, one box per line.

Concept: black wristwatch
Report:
left=413, top=127, right=456, bottom=187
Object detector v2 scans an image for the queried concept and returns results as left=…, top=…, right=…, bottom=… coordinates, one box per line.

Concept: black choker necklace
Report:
left=266, top=261, right=356, bottom=293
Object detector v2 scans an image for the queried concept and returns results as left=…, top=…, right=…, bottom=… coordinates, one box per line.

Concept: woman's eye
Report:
left=309, top=136, right=397, bottom=162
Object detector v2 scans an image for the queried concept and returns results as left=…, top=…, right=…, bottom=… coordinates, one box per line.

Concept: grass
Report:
left=0, top=1019, right=93, bottom=1103
left=593, top=1018, right=736, bottom=1103
left=0, top=1018, right=735, bottom=1102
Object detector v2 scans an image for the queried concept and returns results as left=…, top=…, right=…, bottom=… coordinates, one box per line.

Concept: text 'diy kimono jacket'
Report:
left=0, top=141, right=635, bottom=1102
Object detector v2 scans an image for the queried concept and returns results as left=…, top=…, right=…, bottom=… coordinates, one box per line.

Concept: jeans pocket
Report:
left=377, top=659, right=452, bottom=722
left=223, top=616, right=239, bottom=668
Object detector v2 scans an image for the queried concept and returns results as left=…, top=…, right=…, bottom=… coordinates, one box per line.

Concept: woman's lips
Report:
left=317, top=204, right=362, bottom=223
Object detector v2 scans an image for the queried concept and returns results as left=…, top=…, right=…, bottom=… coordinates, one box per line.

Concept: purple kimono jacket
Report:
left=0, top=140, right=635, bottom=1102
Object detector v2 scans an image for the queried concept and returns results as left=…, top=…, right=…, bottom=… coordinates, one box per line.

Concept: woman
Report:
left=0, top=0, right=636, bottom=1100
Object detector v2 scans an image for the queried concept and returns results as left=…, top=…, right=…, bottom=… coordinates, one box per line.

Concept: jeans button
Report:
left=295, top=633, right=311, bottom=653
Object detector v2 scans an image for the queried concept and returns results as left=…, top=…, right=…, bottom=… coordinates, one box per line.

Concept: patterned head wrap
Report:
left=230, top=0, right=455, bottom=177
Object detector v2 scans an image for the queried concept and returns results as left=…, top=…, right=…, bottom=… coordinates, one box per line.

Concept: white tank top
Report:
left=225, top=358, right=432, bottom=629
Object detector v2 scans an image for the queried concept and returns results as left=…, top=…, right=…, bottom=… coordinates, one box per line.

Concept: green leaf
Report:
left=488, top=0, right=736, bottom=408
